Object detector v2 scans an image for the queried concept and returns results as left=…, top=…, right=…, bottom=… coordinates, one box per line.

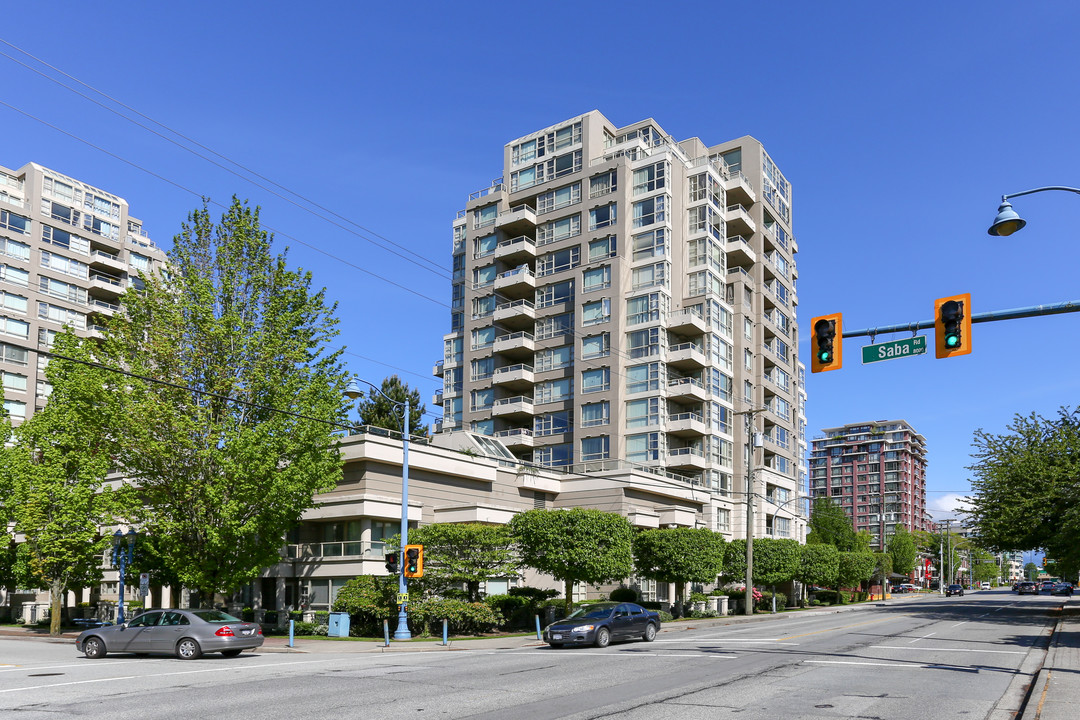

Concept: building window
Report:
left=627, top=432, right=663, bottom=463
left=2, top=399, right=25, bottom=418
left=632, top=228, right=666, bottom=261
left=536, top=312, right=574, bottom=340
left=472, top=419, right=494, bottom=436
left=473, top=264, right=496, bottom=288
left=1, top=343, right=29, bottom=365
left=535, top=345, right=573, bottom=372
left=2, top=370, right=27, bottom=392
left=534, top=443, right=573, bottom=468
left=589, top=203, right=617, bottom=231
left=471, top=357, right=494, bottom=381
left=1, top=291, right=27, bottom=314
left=582, top=265, right=610, bottom=293
left=716, top=508, right=731, bottom=532
left=535, top=280, right=574, bottom=308
left=632, top=195, right=667, bottom=228
left=581, top=298, right=610, bottom=327
left=626, top=293, right=666, bottom=326
left=0, top=210, right=30, bottom=235
left=626, top=362, right=662, bottom=394
left=535, top=411, right=571, bottom=436
left=581, top=367, right=610, bottom=394
left=588, top=235, right=616, bottom=261
left=472, top=294, right=496, bottom=319
left=474, top=234, right=497, bottom=258
left=471, top=388, right=494, bottom=411
left=632, top=162, right=667, bottom=195
left=1, top=317, right=29, bottom=339
left=581, top=333, right=609, bottom=360
left=580, top=401, right=610, bottom=428
left=473, top=204, right=497, bottom=229
left=537, top=183, right=581, bottom=214
left=535, top=378, right=573, bottom=404
left=537, top=245, right=581, bottom=276
left=580, top=436, right=610, bottom=462
left=589, top=170, right=617, bottom=199
left=537, top=215, right=582, bottom=247
left=1, top=264, right=29, bottom=287
left=626, top=397, right=661, bottom=428
left=471, top=326, right=496, bottom=350
left=627, top=327, right=661, bottom=359
left=631, top=262, right=668, bottom=291
left=0, top=237, right=30, bottom=261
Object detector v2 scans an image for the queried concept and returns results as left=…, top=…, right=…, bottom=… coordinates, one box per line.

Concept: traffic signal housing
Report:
left=811, top=313, right=842, bottom=372
left=935, top=293, right=972, bottom=359
left=403, top=544, right=424, bottom=578
left=385, top=551, right=399, bottom=575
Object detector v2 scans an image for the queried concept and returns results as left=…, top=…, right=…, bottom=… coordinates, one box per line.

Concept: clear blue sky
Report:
left=4, top=2, right=1079, bottom=523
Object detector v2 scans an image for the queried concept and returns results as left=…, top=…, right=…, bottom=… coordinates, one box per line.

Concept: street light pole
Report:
left=734, top=407, right=765, bottom=616
left=988, top=186, right=1080, bottom=236
left=345, top=378, right=412, bottom=640
left=111, top=529, right=137, bottom=624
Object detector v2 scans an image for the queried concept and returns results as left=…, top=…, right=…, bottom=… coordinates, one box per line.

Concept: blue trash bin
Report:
left=327, top=612, right=350, bottom=637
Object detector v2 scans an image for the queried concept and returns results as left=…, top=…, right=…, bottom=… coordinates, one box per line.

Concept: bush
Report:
left=241, top=607, right=254, bottom=622
left=689, top=592, right=709, bottom=603
left=756, top=591, right=787, bottom=611
left=263, top=611, right=279, bottom=625
left=656, top=610, right=674, bottom=622
left=508, top=586, right=559, bottom=602
left=811, top=589, right=839, bottom=605
left=332, top=575, right=398, bottom=636
left=609, top=586, right=639, bottom=602
left=485, top=594, right=531, bottom=630
left=689, top=609, right=718, bottom=619
left=292, top=621, right=327, bottom=636
left=409, top=598, right=500, bottom=636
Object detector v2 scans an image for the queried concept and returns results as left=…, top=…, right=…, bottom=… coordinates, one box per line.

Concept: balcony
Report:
left=725, top=235, right=757, bottom=267
left=494, top=235, right=537, bottom=264
left=494, top=266, right=536, bottom=298
left=494, top=299, right=536, bottom=329
left=431, top=390, right=444, bottom=406
left=666, top=342, right=707, bottom=370
left=494, top=331, right=535, bottom=358
left=88, top=297, right=119, bottom=317
left=495, top=427, right=535, bottom=449
left=89, top=249, right=126, bottom=273
left=495, top=204, right=537, bottom=236
left=667, top=376, right=709, bottom=403
left=88, top=271, right=125, bottom=296
left=667, top=446, right=709, bottom=470
left=667, top=412, right=708, bottom=437
left=285, top=540, right=385, bottom=560
left=725, top=204, right=756, bottom=236
left=492, top=395, right=534, bottom=419
left=667, top=309, right=708, bottom=335
left=723, top=171, right=756, bottom=206
left=433, top=360, right=444, bottom=377
left=492, top=363, right=535, bottom=390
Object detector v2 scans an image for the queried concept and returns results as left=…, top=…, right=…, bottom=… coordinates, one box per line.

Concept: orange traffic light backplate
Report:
left=934, top=293, right=972, bottom=359
left=811, top=313, right=843, bottom=373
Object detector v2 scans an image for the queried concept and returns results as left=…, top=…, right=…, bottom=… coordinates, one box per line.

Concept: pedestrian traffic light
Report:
left=385, top=551, right=399, bottom=575
left=810, top=313, right=842, bottom=372
left=935, top=293, right=972, bottom=359
left=403, top=544, right=424, bottom=578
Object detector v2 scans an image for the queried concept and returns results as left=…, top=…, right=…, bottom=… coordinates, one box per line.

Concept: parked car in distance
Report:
left=946, top=584, right=964, bottom=597
left=1041, top=581, right=1058, bottom=592
left=76, top=608, right=263, bottom=660
left=980, top=582, right=991, bottom=590
left=1018, top=581, right=1039, bottom=595
left=893, top=583, right=918, bottom=593
left=1051, top=582, right=1074, bottom=596
left=543, top=602, right=661, bottom=648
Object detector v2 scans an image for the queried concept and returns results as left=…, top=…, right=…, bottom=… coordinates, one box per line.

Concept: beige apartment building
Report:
left=434, top=110, right=808, bottom=542
left=0, top=161, right=167, bottom=423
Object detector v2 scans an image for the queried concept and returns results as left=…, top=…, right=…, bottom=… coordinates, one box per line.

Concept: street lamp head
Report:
left=988, top=199, right=1026, bottom=236
left=344, top=378, right=364, bottom=401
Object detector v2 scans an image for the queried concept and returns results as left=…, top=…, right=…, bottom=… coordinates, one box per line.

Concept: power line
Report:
left=0, top=40, right=450, bottom=280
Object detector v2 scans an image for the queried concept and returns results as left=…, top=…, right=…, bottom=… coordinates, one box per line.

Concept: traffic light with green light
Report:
left=935, top=294, right=972, bottom=358
left=403, top=544, right=424, bottom=578
left=811, top=313, right=842, bottom=372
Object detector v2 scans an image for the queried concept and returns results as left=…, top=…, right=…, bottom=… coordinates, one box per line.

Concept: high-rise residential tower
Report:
left=809, top=420, right=932, bottom=546
left=433, top=111, right=806, bottom=540
left=0, top=162, right=167, bottom=423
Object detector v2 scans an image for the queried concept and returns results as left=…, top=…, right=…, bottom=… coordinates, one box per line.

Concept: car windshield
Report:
left=565, top=603, right=616, bottom=620
left=191, top=610, right=242, bottom=623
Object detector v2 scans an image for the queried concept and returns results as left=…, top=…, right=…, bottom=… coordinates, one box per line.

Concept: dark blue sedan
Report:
left=543, top=602, right=661, bottom=648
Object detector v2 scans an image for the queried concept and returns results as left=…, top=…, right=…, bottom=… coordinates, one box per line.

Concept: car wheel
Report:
left=83, top=636, right=106, bottom=659
left=594, top=627, right=611, bottom=649
left=642, top=623, right=657, bottom=642
left=176, top=638, right=202, bottom=660
left=221, top=649, right=242, bottom=658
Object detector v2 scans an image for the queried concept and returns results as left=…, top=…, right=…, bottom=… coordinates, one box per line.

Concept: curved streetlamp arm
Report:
left=1002, top=186, right=1080, bottom=202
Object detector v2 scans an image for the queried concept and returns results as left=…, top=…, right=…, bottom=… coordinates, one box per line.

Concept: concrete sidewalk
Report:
left=1021, top=595, right=1080, bottom=720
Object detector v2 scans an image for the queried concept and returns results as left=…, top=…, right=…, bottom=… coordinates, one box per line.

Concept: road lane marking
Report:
left=952, top=621, right=969, bottom=627
left=778, top=615, right=904, bottom=641
left=506, top=650, right=738, bottom=659
left=909, top=632, right=936, bottom=644
left=653, top=639, right=798, bottom=645
left=872, top=645, right=1026, bottom=655
left=0, top=659, right=335, bottom=695
left=0, top=660, right=161, bottom=674
left=805, top=660, right=971, bottom=670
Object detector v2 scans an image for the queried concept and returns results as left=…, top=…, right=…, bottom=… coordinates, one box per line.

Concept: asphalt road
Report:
left=0, top=590, right=1059, bottom=720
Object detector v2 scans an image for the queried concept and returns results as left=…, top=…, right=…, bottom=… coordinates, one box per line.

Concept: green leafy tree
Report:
left=400, top=523, right=519, bottom=602
left=508, top=508, right=633, bottom=615
left=752, top=538, right=801, bottom=586
left=332, top=574, right=398, bottom=635
left=1024, top=562, right=1039, bottom=581
left=354, top=375, right=427, bottom=437
left=806, top=497, right=859, bottom=551
left=797, top=543, right=840, bottom=592
left=969, top=548, right=998, bottom=584
left=914, top=529, right=963, bottom=585
left=887, top=526, right=918, bottom=577
left=632, top=527, right=724, bottom=615
left=3, top=333, right=114, bottom=635
left=836, top=552, right=876, bottom=602
left=92, top=198, right=349, bottom=600
left=967, top=407, right=1080, bottom=579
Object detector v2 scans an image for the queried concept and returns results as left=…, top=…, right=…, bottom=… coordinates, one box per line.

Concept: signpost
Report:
left=862, top=336, right=927, bottom=364
left=139, top=572, right=149, bottom=599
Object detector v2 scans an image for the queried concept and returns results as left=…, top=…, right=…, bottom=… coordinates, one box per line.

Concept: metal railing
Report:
left=285, top=540, right=386, bottom=559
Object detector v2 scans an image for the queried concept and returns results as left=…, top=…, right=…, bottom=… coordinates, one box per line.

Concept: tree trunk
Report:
left=49, top=579, right=63, bottom=637
left=674, top=580, right=686, bottom=618
left=563, top=578, right=574, bottom=616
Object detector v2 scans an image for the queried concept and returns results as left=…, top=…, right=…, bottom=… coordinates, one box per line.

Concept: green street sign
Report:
left=862, top=336, right=927, bottom=364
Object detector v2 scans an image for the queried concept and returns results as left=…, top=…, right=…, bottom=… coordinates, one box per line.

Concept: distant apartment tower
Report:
left=433, top=110, right=806, bottom=540
left=0, top=162, right=166, bottom=423
left=809, top=420, right=931, bottom=546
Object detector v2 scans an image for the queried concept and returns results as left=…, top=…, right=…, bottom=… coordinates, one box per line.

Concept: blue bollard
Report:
left=535, top=614, right=542, bottom=641
left=288, top=619, right=294, bottom=648
left=383, top=619, right=390, bottom=647
left=442, top=618, right=448, bottom=646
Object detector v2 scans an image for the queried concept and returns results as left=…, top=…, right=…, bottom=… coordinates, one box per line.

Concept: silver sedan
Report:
left=75, top=609, right=264, bottom=660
